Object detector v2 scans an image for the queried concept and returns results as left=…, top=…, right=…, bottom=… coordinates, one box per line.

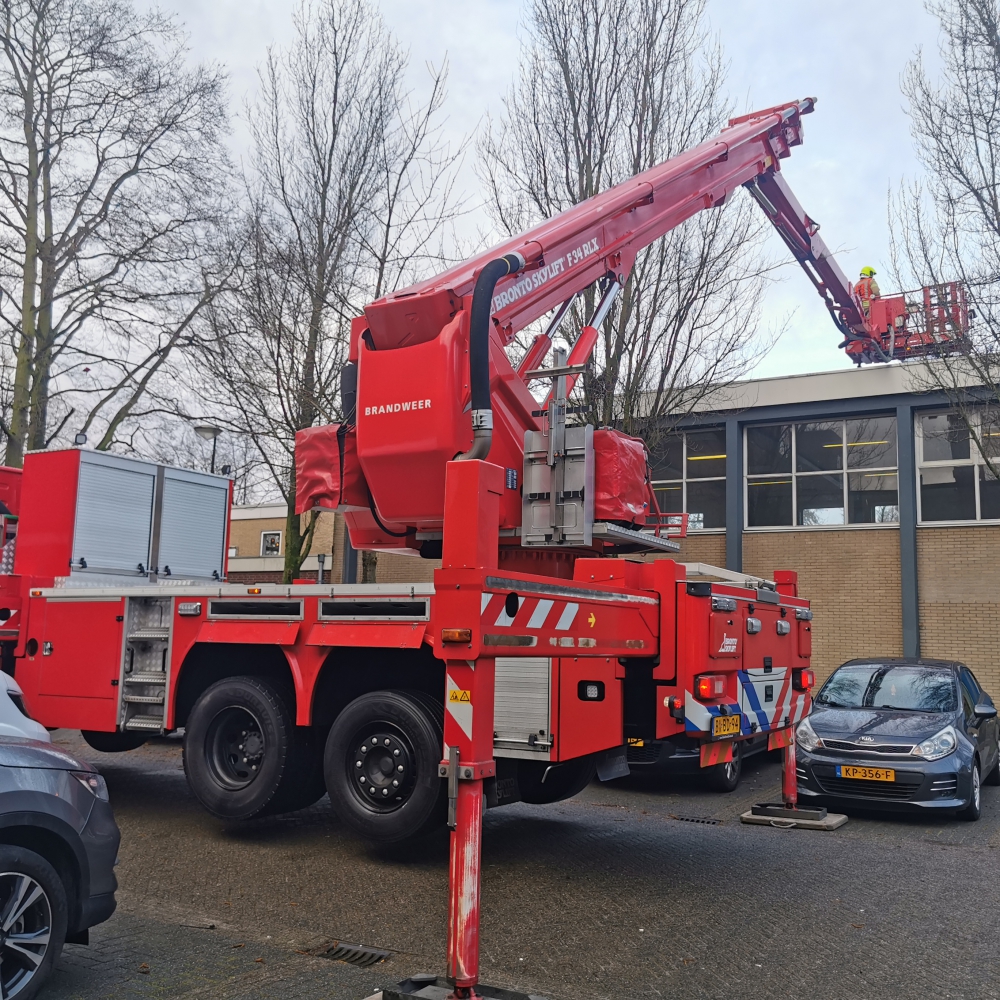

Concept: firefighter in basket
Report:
left=855, top=266, right=880, bottom=315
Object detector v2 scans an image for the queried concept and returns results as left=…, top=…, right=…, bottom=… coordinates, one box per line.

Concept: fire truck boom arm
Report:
left=745, top=169, right=867, bottom=342
left=363, top=98, right=827, bottom=352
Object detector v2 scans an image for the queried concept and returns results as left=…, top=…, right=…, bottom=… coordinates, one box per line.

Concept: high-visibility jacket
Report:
left=855, top=276, right=880, bottom=310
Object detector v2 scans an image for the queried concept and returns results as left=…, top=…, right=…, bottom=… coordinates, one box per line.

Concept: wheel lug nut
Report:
left=243, top=757, right=248, bottom=762
left=369, top=787, right=375, bottom=794
left=355, top=761, right=362, bottom=768
left=371, top=738, right=377, bottom=745
left=251, top=765, right=256, bottom=771
left=393, top=749, right=400, bottom=756
left=397, top=764, right=403, bottom=772
left=384, top=738, right=390, bottom=746
left=392, top=779, right=399, bottom=787
left=382, top=789, right=388, bottom=796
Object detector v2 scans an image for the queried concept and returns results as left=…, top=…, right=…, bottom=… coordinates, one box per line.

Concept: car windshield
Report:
left=815, top=664, right=957, bottom=712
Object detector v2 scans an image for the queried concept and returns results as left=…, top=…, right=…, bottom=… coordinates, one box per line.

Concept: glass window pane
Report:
left=686, top=428, right=726, bottom=479
left=747, top=477, right=792, bottom=526
left=848, top=471, right=899, bottom=523
left=980, top=407, right=1000, bottom=462
left=980, top=465, right=1000, bottom=520
left=747, top=425, right=791, bottom=475
left=686, top=479, right=726, bottom=530
left=846, top=416, right=897, bottom=469
left=652, top=433, right=683, bottom=481
left=797, top=473, right=844, bottom=525
left=796, top=421, right=843, bottom=473
left=651, top=433, right=683, bottom=481
left=654, top=484, right=683, bottom=513
left=920, top=412, right=970, bottom=462
left=920, top=465, right=976, bottom=521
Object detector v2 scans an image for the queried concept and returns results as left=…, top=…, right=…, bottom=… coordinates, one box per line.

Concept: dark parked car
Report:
left=0, top=738, right=120, bottom=999
left=796, top=658, right=1000, bottom=819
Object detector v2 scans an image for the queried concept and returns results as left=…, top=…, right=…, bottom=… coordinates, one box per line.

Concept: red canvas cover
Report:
left=295, top=425, right=341, bottom=514
left=295, top=424, right=369, bottom=514
left=593, top=428, right=650, bottom=525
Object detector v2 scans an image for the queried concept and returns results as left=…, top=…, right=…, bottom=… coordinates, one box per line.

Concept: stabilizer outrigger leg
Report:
left=741, top=728, right=848, bottom=830
left=373, top=459, right=549, bottom=1000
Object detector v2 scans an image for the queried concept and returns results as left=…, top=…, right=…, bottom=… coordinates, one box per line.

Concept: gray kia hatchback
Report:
left=0, top=737, right=120, bottom=999
left=796, top=658, right=999, bottom=819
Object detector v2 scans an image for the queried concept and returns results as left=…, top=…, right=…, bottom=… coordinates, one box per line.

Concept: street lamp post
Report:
left=193, top=425, right=222, bottom=474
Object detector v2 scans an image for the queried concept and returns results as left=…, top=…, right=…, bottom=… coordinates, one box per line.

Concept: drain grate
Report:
left=670, top=814, right=722, bottom=826
left=319, top=942, right=391, bottom=967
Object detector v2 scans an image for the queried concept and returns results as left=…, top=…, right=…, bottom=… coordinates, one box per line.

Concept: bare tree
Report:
left=893, top=0, right=1000, bottom=474
left=201, top=0, right=459, bottom=583
left=478, top=0, right=772, bottom=442
left=0, top=0, right=232, bottom=465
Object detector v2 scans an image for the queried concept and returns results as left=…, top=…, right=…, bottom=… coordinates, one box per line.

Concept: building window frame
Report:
left=916, top=406, right=1000, bottom=525
left=744, top=415, right=900, bottom=531
left=260, top=530, right=282, bottom=556
left=651, top=427, right=726, bottom=533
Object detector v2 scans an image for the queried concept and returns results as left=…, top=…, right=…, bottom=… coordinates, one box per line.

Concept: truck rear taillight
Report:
left=695, top=673, right=727, bottom=700
left=792, top=668, right=815, bottom=691
left=442, top=628, right=472, bottom=643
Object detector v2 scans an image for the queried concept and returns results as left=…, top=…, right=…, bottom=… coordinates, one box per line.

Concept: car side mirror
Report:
left=974, top=702, right=998, bottom=720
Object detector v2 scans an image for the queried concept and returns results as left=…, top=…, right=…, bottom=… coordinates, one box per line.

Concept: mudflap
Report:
left=595, top=745, right=629, bottom=781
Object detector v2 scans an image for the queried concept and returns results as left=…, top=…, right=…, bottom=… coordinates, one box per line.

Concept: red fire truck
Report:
left=0, top=98, right=915, bottom=997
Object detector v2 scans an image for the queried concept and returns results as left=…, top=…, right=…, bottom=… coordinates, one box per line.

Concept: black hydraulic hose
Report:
left=457, top=252, right=525, bottom=461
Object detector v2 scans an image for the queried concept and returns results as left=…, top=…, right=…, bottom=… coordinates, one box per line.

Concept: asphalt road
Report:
left=44, top=732, right=1000, bottom=1000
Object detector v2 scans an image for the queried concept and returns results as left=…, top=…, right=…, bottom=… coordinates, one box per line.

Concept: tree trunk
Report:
left=6, top=68, right=39, bottom=468
left=361, top=550, right=378, bottom=583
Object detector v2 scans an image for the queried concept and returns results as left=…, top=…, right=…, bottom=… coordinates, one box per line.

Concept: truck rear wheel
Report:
left=517, top=756, right=596, bottom=804
left=703, top=740, right=742, bottom=792
left=324, top=690, right=446, bottom=843
left=183, top=676, right=296, bottom=821
left=268, top=727, right=328, bottom=813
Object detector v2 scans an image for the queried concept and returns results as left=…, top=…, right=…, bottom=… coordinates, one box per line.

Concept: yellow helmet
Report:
left=860, top=266, right=876, bottom=277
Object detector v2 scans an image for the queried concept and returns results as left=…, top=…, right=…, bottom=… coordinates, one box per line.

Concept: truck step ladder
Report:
left=119, top=597, right=173, bottom=734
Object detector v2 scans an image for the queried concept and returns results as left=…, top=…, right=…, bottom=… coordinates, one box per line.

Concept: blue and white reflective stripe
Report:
left=738, top=671, right=772, bottom=731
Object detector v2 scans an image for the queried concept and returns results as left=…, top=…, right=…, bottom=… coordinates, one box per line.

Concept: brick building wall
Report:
left=917, top=526, right=1000, bottom=696
left=674, top=533, right=726, bottom=567
left=743, top=528, right=903, bottom=682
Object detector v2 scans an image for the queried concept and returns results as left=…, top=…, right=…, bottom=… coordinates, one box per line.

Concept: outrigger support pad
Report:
left=369, top=974, right=550, bottom=1000
left=750, top=803, right=828, bottom=822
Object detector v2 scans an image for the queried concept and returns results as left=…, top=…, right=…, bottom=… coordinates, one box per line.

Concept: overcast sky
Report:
left=141, top=0, right=943, bottom=379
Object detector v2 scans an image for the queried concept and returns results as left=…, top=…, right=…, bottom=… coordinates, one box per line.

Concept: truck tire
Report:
left=267, top=727, right=328, bottom=814
left=81, top=731, right=147, bottom=753
left=517, top=756, right=596, bottom=804
left=183, top=676, right=297, bottom=821
left=704, top=741, right=742, bottom=793
left=324, top=690, right=446, bottom=843
left=0, top=845, right=68, bottom=1000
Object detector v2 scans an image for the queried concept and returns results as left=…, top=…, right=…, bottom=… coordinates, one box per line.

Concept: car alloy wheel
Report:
left=0, top=871, right=53, bottom=998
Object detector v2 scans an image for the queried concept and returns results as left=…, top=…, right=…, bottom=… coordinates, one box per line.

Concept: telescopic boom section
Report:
left=363, top=98, right=820, bottom=353
left=743, top=168, right=867, bottom=343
